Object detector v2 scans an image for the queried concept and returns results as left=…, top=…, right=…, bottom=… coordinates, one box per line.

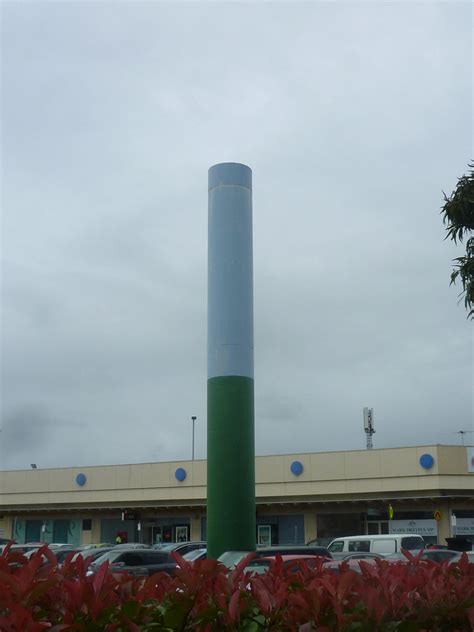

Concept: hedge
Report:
left=1, top=544, right=473, bottom=631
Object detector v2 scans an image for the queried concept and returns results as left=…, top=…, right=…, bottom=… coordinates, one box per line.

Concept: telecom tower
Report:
left=363, top=407, right=375, bottom=449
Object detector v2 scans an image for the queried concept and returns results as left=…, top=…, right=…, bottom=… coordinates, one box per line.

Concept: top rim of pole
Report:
left=208, top=162, right=252, bottom=191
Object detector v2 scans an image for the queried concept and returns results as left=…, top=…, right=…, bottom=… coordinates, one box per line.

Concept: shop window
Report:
left=175, top=526, right=189, bottom=542
left=394, top=511, right=434, bottom=520
left=317, top=513, right=365, bottom=539
left=82, top=519, right=92, bottom=531
left=257, top=525, right=272, bottom=546
left=455, top=510, right=474, bottom=518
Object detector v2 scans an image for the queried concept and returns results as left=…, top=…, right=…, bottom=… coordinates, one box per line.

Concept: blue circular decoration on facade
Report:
left=419, top=454, right=434, bottom=469
left=76, top=473, right=87, bottom=486
left=290, top=461, right=304, bottom=476
left=175, top=467, right=187, bottom=482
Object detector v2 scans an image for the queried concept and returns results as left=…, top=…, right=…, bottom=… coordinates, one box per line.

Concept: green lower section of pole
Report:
left=207, top=375, right=255, bottom=559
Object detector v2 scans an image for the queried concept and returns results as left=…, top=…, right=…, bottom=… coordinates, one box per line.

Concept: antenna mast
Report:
left=363, top=407, right=375, bottom=450
left=456, top=430, right=474, bottom=446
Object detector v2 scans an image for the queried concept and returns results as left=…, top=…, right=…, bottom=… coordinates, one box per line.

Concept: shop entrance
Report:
left=53, top=520, right=69, bottom=543
left=149, top=525, right=172, bottom=545
left=146, top=523, right=190, bottom=545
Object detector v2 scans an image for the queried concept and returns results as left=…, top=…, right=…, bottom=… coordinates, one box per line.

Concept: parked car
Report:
left=86, top=548, right=178, bottom=577
left=2, top=543, right=49, bottom=556
left=152, top=541, right=206, bottom=556
left=244, top=554, right=326, bottom=576
left=72, top=547, right=115, bottom=562
left=258, top=545, right=330, bottom=557
left=385, top=549, right=460, bottom=564
left=23, top=546, right=87, bottom=565
left=182, top=547, right=207, bottom=562
left=113, top=542, right=151, bottom=549
left=0, top=543, right=39, bottom=556
left=450, top=551, right=474, bottom=563
left=218, top=545, right=331, bottom=570
left=327, top=534, right=425, bottom=559
left=53, top=547, right=88, bottom=564
left=419, top=549, right=460, bottom=563
left=322, top=557, right=379, bottom=574
left=22, top=542, right=67, bottom=550
left=340, top=552, right=383, bottom=561
left=306, top=537, right=333, bottom=548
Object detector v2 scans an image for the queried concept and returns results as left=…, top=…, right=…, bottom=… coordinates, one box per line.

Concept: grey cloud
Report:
left=1, top=1, right=472, bottom=470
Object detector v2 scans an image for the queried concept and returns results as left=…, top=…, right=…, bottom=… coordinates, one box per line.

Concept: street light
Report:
left=456, top=430, right=473, bottom=446
left=191, top=416, right=197, bottom=460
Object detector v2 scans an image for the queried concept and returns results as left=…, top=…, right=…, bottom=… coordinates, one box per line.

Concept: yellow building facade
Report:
left=1, top=445, right=473, bottom=548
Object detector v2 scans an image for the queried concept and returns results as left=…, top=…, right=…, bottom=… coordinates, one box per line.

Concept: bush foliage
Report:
left=1, top=544, right=473, bottom=631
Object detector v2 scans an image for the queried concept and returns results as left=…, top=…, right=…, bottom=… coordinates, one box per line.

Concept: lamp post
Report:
left=191, top=416, right=196, bottom=460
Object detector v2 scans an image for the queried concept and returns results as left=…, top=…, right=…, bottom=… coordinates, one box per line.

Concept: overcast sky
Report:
left=1, top=1, right=473, bottom=471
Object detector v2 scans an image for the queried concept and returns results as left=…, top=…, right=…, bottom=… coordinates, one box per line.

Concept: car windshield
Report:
left=328, top=541, right=344, bottom=553
left=183, top=548, right=206, bottom=561
left=218, top=550, right=255, bottom=569
left=90, top=550, right=124, bottom=566
left=24, top=549, right=47, bottom=559
left=74, top=548, right=113, bottom=562
left=244, top=560, right=271, bottom=575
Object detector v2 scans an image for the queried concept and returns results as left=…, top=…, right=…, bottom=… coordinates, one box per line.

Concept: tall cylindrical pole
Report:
left=207, top=162, right=255, bottom=558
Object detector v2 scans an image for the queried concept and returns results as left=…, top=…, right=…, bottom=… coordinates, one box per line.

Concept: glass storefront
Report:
left=317, top=510, right=440, bottom=545
left=100, top=517, right=191, bottom=545
left=14, top=518, right=81, bottom=545
left=201, top=514, right=304, bottom=545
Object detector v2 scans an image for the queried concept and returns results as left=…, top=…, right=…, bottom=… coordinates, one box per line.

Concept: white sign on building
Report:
left=389, top=519, right=438, bottom=537
left=456, top=518, right=474, bottom=535
left=467, top=447, right=474, bottom=473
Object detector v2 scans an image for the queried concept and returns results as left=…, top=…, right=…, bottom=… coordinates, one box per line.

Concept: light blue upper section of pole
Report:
left=209, top=162, right=252, bottom=191
left=208, top=163, right=254, bottom=379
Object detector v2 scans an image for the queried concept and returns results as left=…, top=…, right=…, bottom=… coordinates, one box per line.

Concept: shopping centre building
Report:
left=1, top=444, right=473, bottom=548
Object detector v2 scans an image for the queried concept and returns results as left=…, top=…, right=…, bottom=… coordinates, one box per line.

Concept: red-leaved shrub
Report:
left=0, top=543, right=473, bottom=630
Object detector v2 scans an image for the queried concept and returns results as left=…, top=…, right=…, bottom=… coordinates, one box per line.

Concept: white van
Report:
left=327, top=534, right=424, bottom=558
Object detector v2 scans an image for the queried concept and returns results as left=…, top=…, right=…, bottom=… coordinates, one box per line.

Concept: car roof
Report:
left=330, top=534, right=423, bottom=541
left=156, top=541, right=206, bottom=549
left=257, top=554, right=322, bottom=562
left=323, top=558, right=377, bottom=568
left=257, top=545, right=327, bottom=552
